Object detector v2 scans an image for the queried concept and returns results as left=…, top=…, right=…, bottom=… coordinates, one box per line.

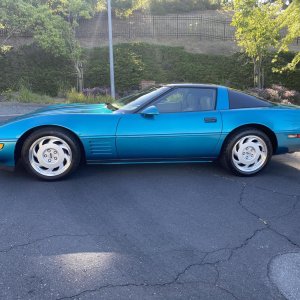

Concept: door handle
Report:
left=204, top=117, right=217, bottom=123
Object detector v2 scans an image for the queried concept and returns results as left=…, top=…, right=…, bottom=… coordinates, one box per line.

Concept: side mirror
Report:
left=140, top=105, right=159, bottom=117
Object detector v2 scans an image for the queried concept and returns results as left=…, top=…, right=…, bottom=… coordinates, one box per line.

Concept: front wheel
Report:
left=21, top=128, right=81, bottom=180
left=220, top=129, right=273, bottom=176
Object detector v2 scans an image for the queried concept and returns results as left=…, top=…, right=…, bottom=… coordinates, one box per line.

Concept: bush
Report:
left=149, top=0, right=219, bottom=15
left=0, top=45, right=74, bottom=97
left=248, top=85, right=300, bottom=105
left=0, top=43, right=300, bottom=98
left=62, top=44, right=300, bottom=94
left=84, top=44, right=257, bottom=93
left=66, top=88, right=114, bottom=103
left=2, top=86, right=56, bottom=103
left=82, top=87, right=110, bottom=97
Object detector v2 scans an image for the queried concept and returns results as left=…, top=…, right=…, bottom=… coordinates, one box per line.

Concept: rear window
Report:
left=229, top=90, right=273, bottom=109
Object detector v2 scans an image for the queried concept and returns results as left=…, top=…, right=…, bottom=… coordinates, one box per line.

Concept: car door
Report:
left=116, top=87, right=222, bottom=160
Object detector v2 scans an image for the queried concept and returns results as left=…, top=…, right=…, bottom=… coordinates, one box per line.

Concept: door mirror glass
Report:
left=140, top=105, right=160, bottom=116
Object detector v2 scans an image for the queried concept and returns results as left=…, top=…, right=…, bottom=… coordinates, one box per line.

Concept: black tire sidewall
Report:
left=222, top=129, right=273, bottom=176
left=21, top=128, right=81, bottom=181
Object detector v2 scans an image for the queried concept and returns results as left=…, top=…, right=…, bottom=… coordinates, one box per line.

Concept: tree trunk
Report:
left=253, top=56, right=264, bottom=89
left=258, top=56, right=263, bottom=89
left=253, top=59, right=258, bottom=88
left=78, top=71, right=83, bottom=92
left=75, top=61, right=84, bottom=92
left=261, top=66, right=265, bottom=89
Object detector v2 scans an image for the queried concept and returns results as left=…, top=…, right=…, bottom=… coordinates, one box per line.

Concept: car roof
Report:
left=165, top=83, right=224, bottom=89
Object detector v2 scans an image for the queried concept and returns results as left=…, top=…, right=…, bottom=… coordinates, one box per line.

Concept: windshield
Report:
left=116, top=87, right=170, bottom=112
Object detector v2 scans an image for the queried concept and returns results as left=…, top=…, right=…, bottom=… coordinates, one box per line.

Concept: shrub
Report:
left=2, top=86, right=56, bottom=103
left=66, top=88, right=114, bottom=103
left=66, top=89, right=86, bottom=103
left=149, top=0, right=219, bottom=15
left=82, top=87, right=110, bottom=97
left=1, top=43, right=300, bottom=98
left=0, top=45, right=75, bottom=97
left=248, top=85, right=300, bottom=105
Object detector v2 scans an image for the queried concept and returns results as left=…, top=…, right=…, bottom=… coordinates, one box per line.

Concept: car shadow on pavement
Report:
left=4, top=154, right=300, bottom=183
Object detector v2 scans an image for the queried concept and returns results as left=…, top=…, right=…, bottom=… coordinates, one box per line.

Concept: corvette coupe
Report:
left=0, top=83, right=300, bottom=180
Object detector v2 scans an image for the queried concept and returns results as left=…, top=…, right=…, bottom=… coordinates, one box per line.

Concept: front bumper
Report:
left=0, top=165, right=15, bottom=172
left=0, top=141, right=17, bottom=170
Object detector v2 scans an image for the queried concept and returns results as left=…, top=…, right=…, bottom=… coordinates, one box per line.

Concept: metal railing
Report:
left=1, top=14, right=299, bottom=43
left=0, top=14, right=236, bottom=41
left=76, top=14, right=236, bottom=41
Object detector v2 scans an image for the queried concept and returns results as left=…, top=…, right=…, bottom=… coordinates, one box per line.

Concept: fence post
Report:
left=128, top=16, right=131, bottom=39
left=152, top=15, right=155, bottom=37
left=223, top=22, right=226, bottom=41
left=199, top=15, right=202, bottom=40
left=176, top=15, right=179, bottom=39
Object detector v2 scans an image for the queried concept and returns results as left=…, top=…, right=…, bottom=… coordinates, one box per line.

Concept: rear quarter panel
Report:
left=219, top=107, right=300, bottom=154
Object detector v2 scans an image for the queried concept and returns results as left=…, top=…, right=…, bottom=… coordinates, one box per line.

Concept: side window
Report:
left=229, top=90, right=273, bottom=109
left=154, top=88, right=216, bottom=113
left=155, top=89, right=185, bottom=113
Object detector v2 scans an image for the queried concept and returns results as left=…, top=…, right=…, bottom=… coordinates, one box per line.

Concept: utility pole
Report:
left=107, top=0, right=115, bottom=98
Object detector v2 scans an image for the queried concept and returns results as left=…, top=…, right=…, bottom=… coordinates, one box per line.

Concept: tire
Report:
left=220, top=128, right=273, bottom=176
left=21, top=127, right=81, bottom=181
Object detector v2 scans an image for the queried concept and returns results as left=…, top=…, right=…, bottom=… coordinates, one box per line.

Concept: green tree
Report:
left=0, top=0, right=151, bottom=91
left=35, top=0, right=102, bottom=92
left=0, top=0, right=101, bottom=91
left=231, top=0, right=282, bottom=88
left=274, top=0, right=300, bottom=71
left=111, top=0, right=150, bottom=16
left=0, top=0, right=38, bottom=53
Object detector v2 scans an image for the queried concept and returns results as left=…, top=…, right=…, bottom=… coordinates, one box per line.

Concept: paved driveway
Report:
left=0, top=104, right=299, bottom=299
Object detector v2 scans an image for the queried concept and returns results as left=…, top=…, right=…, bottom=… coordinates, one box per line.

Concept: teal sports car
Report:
left=1, top=84, right=300, bottom=180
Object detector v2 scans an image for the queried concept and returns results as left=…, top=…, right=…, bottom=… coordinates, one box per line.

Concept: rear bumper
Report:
left=276, top=133, right=300, bottom=154
left=0, top=141, right=16, bottom=170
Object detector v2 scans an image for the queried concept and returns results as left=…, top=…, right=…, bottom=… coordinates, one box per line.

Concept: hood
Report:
left=0, top=103, right=115, bottom=127
left=32, top=103, right=114, bottom=115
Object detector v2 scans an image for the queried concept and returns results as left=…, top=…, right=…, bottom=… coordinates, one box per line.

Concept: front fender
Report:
left=0, top=113, right=122, bottom=167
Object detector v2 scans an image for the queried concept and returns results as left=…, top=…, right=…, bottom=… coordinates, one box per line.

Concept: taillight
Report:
left=288, top=134, right=300, bottom=138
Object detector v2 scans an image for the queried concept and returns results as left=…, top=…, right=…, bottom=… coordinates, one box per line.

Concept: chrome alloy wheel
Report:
left=29, top=136, right=72, bottom=177
left=232, top=135, right=268, bottom=173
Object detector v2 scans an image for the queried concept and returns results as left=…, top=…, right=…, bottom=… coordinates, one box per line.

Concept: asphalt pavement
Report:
left=0, top=103, right=300, bottom=300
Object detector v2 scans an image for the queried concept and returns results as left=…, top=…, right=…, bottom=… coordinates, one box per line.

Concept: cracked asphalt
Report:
left=0, top=103, right=300, bottom=300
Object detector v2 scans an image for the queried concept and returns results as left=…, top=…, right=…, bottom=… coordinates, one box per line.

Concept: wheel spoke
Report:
left=29, top=136, right=72, bottom=177
left=231, top=134, right=268, bottom=174
left=253, top=155, right=261, bottom=165
left=38, top=138, right=47, bottom=149
left=233, top=146, right=239, bottom=157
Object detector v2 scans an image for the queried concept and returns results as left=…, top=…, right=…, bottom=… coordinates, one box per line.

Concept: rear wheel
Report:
left=220, top=129, right=272, bottom=176
left=21, top=128, right=81, bottom=180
